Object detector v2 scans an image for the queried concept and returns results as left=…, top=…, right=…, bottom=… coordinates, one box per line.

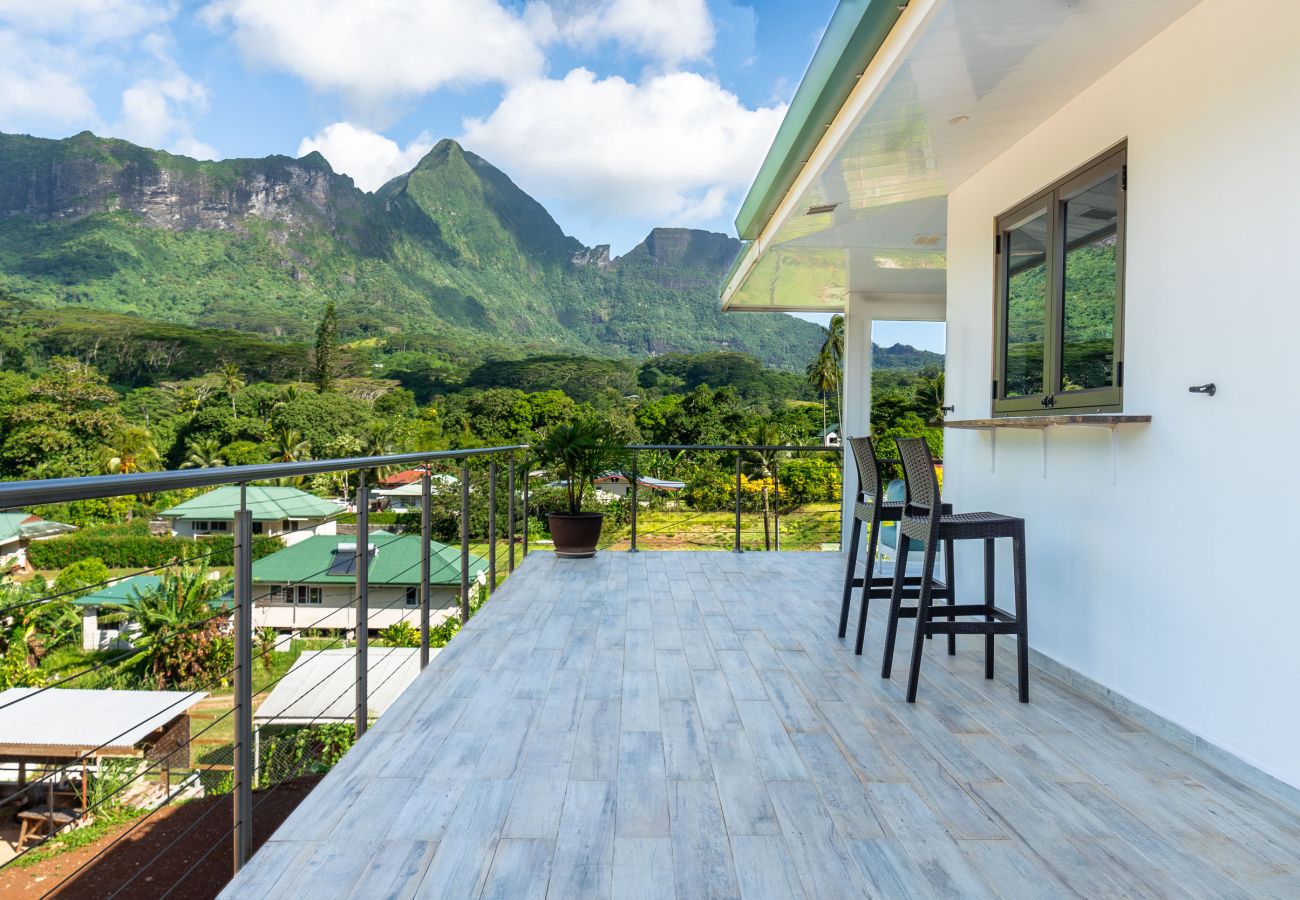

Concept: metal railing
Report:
left=0, top=440, right=851, bottom=894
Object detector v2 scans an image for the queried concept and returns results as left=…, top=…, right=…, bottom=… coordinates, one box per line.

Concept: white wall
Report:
left=170, top=517, right=336, bottom=546
left=943, top=0, right=1300, bottom=787
left=254, top=585, right=460, bottom=633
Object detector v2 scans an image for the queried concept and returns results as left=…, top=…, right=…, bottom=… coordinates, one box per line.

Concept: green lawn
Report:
left=596, top=503, right=841, bottom=552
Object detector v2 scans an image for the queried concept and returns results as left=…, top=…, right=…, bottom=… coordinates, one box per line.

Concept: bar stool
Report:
left=838, top=436, right=953, bottom=657
left=882, top=438, right=1030, bottom=703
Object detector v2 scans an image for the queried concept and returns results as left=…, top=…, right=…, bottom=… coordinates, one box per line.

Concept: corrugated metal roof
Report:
left=254, top=647, right=428, bottom=726
left=160, top=485, right=338, bottom=522
left=0, top=688, right=208, bottom=754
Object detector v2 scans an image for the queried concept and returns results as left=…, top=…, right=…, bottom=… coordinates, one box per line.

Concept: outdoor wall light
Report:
left=1188, top=383, right=1217, bottom=396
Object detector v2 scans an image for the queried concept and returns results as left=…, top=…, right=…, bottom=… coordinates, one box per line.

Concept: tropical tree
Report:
left=270, top=427, right=311, bottom=463
left=314, top=301, right=340, bottom=393
left=98, top=425, right=162, bottom=475
left=180, top=437, right=228, bottom=469
left=218, top=362, right=245, bottom=417
left=742, top=420, right=788, bottom=480
left=914, top=369, right=946, bottom=425
left=114, top=566, right=233, bottom=689
left=806, top=349, right=839, bottom=436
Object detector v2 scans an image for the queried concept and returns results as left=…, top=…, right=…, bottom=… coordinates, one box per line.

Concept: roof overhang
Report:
left=723, top=0, right=1202, bottom=313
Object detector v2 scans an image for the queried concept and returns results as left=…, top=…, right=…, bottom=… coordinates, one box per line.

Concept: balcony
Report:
left=223, top=549, right=1300, bottom=898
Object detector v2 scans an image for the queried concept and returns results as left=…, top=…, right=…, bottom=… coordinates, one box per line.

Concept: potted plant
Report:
left=535, top=418, right=625, bottom=558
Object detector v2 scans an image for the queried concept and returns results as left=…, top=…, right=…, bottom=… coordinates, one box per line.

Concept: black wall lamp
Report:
left=1188, top=383, right=1217, bottom=397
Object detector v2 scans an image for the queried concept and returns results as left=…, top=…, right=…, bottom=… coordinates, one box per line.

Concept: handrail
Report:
left=0, top=445, right=529, bottom=509
left=626, top=443, right=842, bottom=452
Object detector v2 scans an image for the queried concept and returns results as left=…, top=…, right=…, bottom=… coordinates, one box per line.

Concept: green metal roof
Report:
left=161, top=485, right=337, bottom=522
left=0, top=512, right=32, bottom=544
left=251, top=532, right=485, bottom=587
left=734, top=0, right=904, bottom=241
left=73, top=574, right=162, bottom=608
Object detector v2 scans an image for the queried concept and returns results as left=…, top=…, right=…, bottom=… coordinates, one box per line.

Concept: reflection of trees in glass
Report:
left=1005, top=241, right=1046, bottom=397
left=1061, top=244, right=1116, bottom=390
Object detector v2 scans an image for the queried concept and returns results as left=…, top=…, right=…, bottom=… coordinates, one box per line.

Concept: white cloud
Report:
left=553, top=0, right=714, bottom=66
left=460, top=68, right=784, bottom=229
left=113, top=35, right=215, bottom=158
left=0, top=0, right=174, bottom=42
left=202, top=0, right=546, bottom=110
left=0, top=30, right=101, bottom=133
left=296, top=122, right=434, bottom=192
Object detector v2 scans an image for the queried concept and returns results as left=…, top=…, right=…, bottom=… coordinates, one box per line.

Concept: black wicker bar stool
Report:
left=882, top=438, right=1029, bottom=703
left=838, top=436, right=953, bottom=657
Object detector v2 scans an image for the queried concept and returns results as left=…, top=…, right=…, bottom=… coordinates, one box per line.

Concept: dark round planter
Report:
left=547, top=512, right=605, bottom=559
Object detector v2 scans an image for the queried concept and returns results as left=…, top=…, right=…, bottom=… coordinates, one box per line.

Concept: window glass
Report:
left=309, top=588, right=322, bottom=605
left=1003, top=209, right=1049, bottom=397
left=1061, top=174, right=1120, bottom=391
left=405, top=587, right=418, bottom=606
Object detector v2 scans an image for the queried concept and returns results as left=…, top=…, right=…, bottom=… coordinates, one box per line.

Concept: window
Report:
left=269, top=585, right=283, bottom=603
left=404, top=586, right=418, bottom=606
left=994, top=144, right=1125, bottom=414
left=290, top=585, right=321, bottom=605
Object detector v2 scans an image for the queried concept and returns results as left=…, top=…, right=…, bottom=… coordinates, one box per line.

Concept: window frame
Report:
left=404, top=586, right=418, bottom=607
left=993, top=143, right=1126, bottom=415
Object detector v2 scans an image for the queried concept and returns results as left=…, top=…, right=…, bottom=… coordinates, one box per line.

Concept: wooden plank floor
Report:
left=222, top=552, right=1300, bottom=899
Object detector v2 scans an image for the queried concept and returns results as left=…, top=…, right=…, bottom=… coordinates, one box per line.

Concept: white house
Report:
left=723, top=0, right=1300, bottom=790
left=249, top=531, right=487, bottom=635
left=0, top=511, right=75, bottom=571
left=159, top=485, right=339, bottom=546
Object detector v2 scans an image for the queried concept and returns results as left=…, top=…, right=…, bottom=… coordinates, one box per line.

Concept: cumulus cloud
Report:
left=296, top=122, right=434, bottom=191
left=551, top=0, right=715, bottom=66
left=460, top=68, right=784, bottom=228
left=113, top=35, right=216, bottom=158
left=0, top=0, right=174, bottom=42
left=202, top=0, right=546, bottom=111
left=0, top=31, right=100, bottom=133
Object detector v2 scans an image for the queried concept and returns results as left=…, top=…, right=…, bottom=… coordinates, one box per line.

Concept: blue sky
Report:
left=0, top=0, right=945, bottom=352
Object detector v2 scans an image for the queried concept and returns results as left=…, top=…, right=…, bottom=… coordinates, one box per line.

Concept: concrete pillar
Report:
left=82, top=611, right=98, bottom=651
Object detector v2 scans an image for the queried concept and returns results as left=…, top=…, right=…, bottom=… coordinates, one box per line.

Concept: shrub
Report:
left=26, top=524, right=282, bottom=569
left=260, top=723, right=357, bottom=786
left=776, top=457, right=841, bottom=505
left=379, top=620, right=419, bottom=648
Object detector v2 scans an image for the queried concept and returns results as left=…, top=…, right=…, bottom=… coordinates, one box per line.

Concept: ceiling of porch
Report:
left=722, top=0, right=1202, bottom=312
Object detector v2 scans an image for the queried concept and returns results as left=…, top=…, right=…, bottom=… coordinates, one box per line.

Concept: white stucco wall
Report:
left=942, top=0, right=1300, bottom=786
left=170, top=517, right=336, bottom=546
left=254, top=585, right=460, bottom=633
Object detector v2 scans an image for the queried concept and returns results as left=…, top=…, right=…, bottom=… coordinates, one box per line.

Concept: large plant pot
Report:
left=548, top=512, right=605, bottom=559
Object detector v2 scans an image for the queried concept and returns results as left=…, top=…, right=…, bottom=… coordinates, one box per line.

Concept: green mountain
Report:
left=0, top=131, right=822, bottom=368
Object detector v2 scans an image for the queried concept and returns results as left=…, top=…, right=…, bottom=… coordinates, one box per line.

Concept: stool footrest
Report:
left=926, top=621, right=1020, bottom=635
left=925, top=604, right=1015, bottom=620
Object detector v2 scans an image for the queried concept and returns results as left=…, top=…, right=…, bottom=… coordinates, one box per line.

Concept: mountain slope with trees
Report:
left=0, top=131, right=821, bottom=368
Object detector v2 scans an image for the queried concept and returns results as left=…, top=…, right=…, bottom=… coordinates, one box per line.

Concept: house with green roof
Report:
left=249, top=531, right=486, bottom=635
left=0, top=511, right=76, bottom=571
left=160, top=485, right=339, bottom=546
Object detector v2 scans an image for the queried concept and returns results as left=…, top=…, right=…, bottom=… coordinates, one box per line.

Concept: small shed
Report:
left=0, top=688, right=207, bottom=809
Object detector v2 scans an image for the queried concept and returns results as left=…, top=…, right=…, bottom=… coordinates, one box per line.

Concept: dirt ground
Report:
left=0, top=776, right=320, bottom=899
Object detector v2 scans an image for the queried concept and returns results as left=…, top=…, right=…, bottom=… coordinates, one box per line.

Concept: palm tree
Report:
left=180, top=437, right=227, bottom=469
left=914, top=369, right=946, bottom=425
left=98, top=425, right=162, bottom=475
left=115, top=566, right=231, bottom=688
left=807, top=314, right=845, bottom=436
left=806, top=348, right=839, bottom=436
left=743, top=421, right=787, bottom=480
left=218, top=362, right=245, bottom=417
left=270, top=427, right=311, bottom=463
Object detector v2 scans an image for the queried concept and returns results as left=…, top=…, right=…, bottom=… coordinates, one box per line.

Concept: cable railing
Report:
left=0, top=439, right=863, bottom=895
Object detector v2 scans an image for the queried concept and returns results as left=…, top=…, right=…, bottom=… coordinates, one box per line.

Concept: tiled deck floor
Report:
left=223, top=551, right=1300, bottom=899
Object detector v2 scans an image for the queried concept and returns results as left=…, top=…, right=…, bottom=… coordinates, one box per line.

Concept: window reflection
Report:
left=1061, top=175, right=1119, bottom=391
left=1004, top=210, right=1048, bottom=397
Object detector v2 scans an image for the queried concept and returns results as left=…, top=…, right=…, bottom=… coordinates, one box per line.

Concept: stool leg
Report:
left=1013, top=532, right=1029, bottom=702
left=943, top=538, right=956, bottom=656
left=880, top=535, right=910, bottom=677
left=984, top=538, right=995, bottom=679
left=838, top=515, right=863, bottom=639
left=854, top=513, right=882, bottom=655
left=906, top=538, right=939, bottom=703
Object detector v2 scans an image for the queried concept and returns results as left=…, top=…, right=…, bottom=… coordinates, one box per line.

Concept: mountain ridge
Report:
left=0, top=131, right=824, bottom=368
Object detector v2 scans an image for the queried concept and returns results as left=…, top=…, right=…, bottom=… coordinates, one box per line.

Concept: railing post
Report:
left=734, top=454, right=743, bottom=553
left=460, top=463, right=471, bottom=624
left=629, top=450, right=639, bottom=553
left=232, top=486, right=253, bottom=874
left=773, top=461, right=781, bottom=552
left=355, top=470, right=369, bottom=739
left=488, top=460, right=497, bottom=595
left=419, top=468, right=431, bottom=670
left=507, top=455, right=517, bottom=573
left=521, top=452, right=529, bottom=559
